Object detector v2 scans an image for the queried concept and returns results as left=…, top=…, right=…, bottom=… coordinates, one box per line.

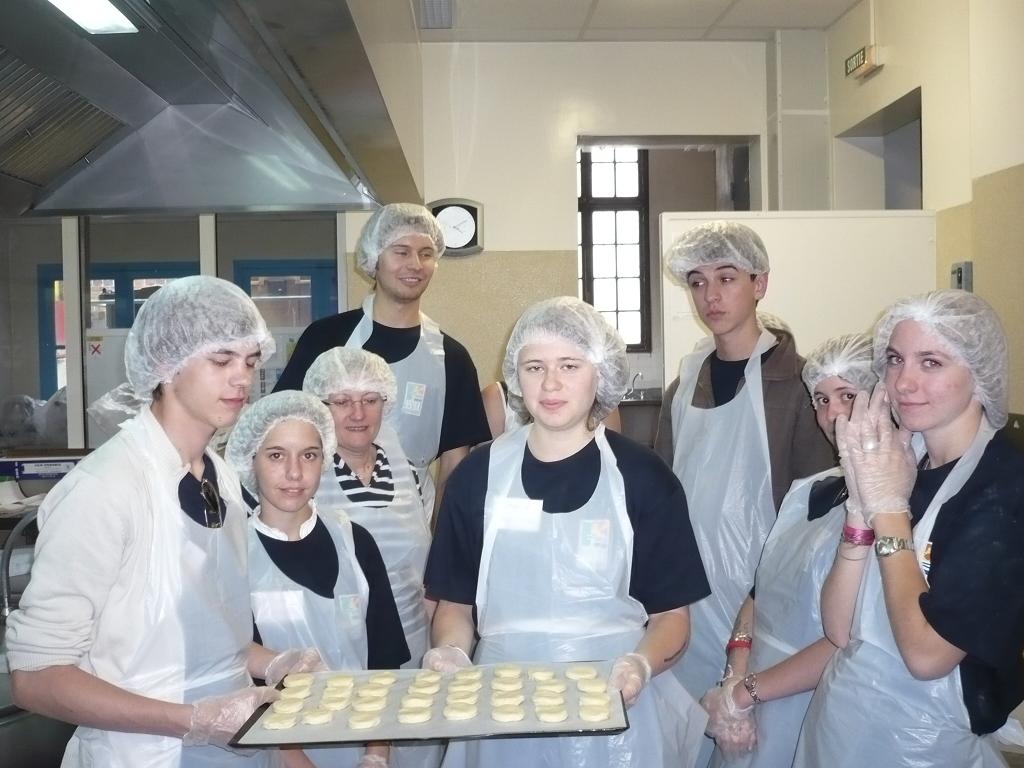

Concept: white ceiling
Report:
left=418, top=0, right=862, bottom=42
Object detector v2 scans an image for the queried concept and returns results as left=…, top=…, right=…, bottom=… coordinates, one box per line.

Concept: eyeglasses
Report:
left=200, top=478, right=224, bottom=529
left=323, top=395, right=386, bottom=413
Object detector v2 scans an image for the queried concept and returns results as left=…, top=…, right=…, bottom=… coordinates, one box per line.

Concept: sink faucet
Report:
left=1, top=508, right=37, bottom=623
left=629, top=370, right=643, bottom=396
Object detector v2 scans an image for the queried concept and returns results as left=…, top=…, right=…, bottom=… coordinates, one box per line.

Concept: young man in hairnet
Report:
left=653, top=221, right=833, bottom=768
left=273, top=203, right=490, bottom=519
left=6, top=276, right=322, bottom=768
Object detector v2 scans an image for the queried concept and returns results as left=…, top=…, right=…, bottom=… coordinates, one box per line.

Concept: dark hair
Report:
left=152, top=384, right=163, bottom=401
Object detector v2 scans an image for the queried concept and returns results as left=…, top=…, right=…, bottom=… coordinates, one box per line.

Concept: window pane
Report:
left=615, top=162, right=638, bottom=197
left=577, top=246, right=583, bottom=278
left=591, top=146, right=614, bottom=162
left=593, top=245, right=616, bottom=278
left=593, top=278, right=617, bottom=311
left=592, top=211, right=616, bottom=244
left=616, top=210, right=640, bottom=244
left=618, top=278, right=641, bottom=311
left=617, top=245, right=640, bottom=277
left=578, top=278, right=584, bottom=300
left=619, top=311, right=642, bottom=345
left=615, top=147, right=637, bottom=162
left=576, top=160, right=581, bottom=199
left=600, top=311, right=618, bottom=330
left=591, top=162, right=614, bottom=197
left=577, top=212, right=582, bottom=246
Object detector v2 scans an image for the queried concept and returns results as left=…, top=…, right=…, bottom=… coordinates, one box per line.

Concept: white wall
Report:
left=884, top=119, right=922, bottom=209
left=421, top=41, right=767, bottom=251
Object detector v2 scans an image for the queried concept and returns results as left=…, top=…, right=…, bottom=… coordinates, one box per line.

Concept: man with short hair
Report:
left=654, top=221, right=833, bottom=767
left=274, top=204, right=490, bottom=517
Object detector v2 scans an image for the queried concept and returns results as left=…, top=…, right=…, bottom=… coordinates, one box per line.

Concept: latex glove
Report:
left=700, top=677, right=757, bottom=757
left=840, top=386, right=915, bottom=525
left=609, top=653, right=652, bottom=708
left=356, top=754, right=389, bottom=768
left=264, top=648, right=327, bottom=687
left=422, top=645, right=472, bottom=674
left=183, top=686, right=279, bottom=747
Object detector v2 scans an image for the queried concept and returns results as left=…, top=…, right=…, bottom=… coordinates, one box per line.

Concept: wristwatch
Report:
left=875, top=536, right=913, bottom=558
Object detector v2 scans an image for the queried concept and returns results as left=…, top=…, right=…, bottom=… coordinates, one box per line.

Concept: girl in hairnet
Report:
left=424, top=296, right=711, bottom=767
left=793, top=290, right=1024, bottom=767
left=5, top=276, right=318, bottom=767
left=700, top=334, right=877, bottom=766
left=227, top=390, right=409, bottom=768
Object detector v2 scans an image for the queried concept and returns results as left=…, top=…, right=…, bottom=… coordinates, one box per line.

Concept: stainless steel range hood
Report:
left=0, top=0, right=421, bottom=216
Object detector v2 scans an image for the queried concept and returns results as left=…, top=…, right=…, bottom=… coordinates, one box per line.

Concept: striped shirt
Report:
left=333, top=445, right=421, bottom=508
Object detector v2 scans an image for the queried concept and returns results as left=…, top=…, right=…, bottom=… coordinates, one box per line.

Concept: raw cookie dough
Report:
left=493, top=664, right=522, bottom=679
left=282, top=673, right=314, bottom=688
left=416, top=670, right=442, bottom=684
left=491, top=692, right=525, bottom=707
left=409, top=681, right=442, bottom=696
left=368, top=672, right=398, bottom=686
left=491, top=704, right=526, bottom=722
left=356, top=684, right=390, bottom=699
left=565, top=665, right=599, bottom=680
left=301, top=707, right=334, bottom=726
left=576, top=678, right=607, bottom=694
left=579, top=704, right=612, bottom=723
left=262, top=713, right=298, bottom=730
left=532, top=692, right=565, bottom=708
left=491, top=678, right=523, bottom=692
left=352, top=697, right=387, bottom=713
left=535, top=680, right=568, bottom=694
left=402, top=694, right=434, bottom=709
left=453, top=668, right=484, bottom=682
left=443, top=702, right=478, bottom=721
left=446, top=691, right=479, bottom=705
left=535, top=705, right=569, bottom=723
left=320, top=695, right=351, bottom=711
left=326, top=674, right=356, bottom=689
left=348, top=712, right=381, bottom=730
left=280, top=686, right=312, bottom=700
left=397, top=706, right=433, bottom=724
left=271, top=699, right=304, bottom=714
left=579, top=692, right=612, bottom=707
left=528, top=668, right=556, bottom=681
left=448, top=681, right=482, bottom=694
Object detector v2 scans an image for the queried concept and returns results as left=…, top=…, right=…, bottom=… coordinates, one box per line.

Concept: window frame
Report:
left=577, top=148, right=652, bottom=353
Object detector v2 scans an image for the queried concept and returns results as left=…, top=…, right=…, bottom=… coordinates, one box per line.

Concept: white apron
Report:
left=249, top=503, right=369, bottom=768
left=442, top=425, right=707, bottom=768
left=345, top=294, right=446, bottom=515
left=709, top=467, right=844, bottom=768
left=314, top=427, right=442, bottom=768
left=64, top=421, right=274, bottom=768
left=670, top=331, right=778, bottom=766
left=794, top=422, right=1006, bottom=768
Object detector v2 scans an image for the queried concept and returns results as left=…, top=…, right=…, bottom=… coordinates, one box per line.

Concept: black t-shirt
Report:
left=252, top=516, right=410, bottom=670
left=178, top=454, right=228, bottom=528
left=272, top=309, right=490, bottom=456
left=425, top=430, right=710, bottom=615
left=911, top=434, right=1024, bottom=734
left=708, top=347, right=776, bottom=406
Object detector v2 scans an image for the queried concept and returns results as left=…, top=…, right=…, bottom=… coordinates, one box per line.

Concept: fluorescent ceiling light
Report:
left=45, top=0, right=138, bottom=34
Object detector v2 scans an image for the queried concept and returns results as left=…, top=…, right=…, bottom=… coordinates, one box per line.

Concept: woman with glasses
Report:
left=227, top=390, right=409, bottom=768
left=794, top=290, right=1024, bottom=767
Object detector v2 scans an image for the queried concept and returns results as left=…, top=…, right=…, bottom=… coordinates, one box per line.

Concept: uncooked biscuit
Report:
left=535, top=680, right=567, bottom=694
left=443, top=702, right=478, bottom=720
left=320, top=695, right=351, bottom=711
left=491, top=692, right=525, bottom=707
left=352, top=697, right=387, bottom=713
left=415, top=670, right=442, bottom=684
left=271, top=698, right=304, bottom=714
left=409, top=681, right=442, bottom=696
left=282, top=672, right=314, bottom=688
left=348, top=712, right=380, bottom=730
left=453, top=668, right=483, bottom=682
left=532, top=692, right=565, bottom=708
left=576, top=678, right=606, bottom=694
left=279, top=686, right=312, bottom=700
left=301, top=707, right=334, bottom=725
left=446, top=691, right=479, bottom=705
left=535, top=705, right=569, bottom=723
left=325, top=674, right=355, bottom=689
left=491, top=678, right=523, bottom=692
left=579, top=692, right=612, bottom=707
left=262, top=713, right=298, bottom=730
left=491, top=704, right=525, bottom=722
left=448, top=680, right=482, bottom=694
left=579, top=704, right=612, bottom=723
left=565, top=665, right=599, bottom=680
left=528, top=667, right=555, bottom=681
left=492, top=664, right=522, bottom=679
left=356, top=684, right=390, bottom=699
left=397, top=706, right=433, bottom=725
left=368, top=671, right=398, bottom=686
left=402, top=694, right=434, bottom=709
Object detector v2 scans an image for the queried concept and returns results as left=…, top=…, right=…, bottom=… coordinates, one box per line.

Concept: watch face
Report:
left=436, top=205, right=476, bottom=249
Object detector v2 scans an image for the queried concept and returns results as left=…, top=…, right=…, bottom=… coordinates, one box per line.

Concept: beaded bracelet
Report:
left=742, top=672, right=762, bottom=705
left=726, top=637, right=753, bottom=651
left=841, top=524, right=875, bottom=546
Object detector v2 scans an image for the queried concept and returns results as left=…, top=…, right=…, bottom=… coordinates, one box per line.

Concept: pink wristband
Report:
left=842, top=524, right=875, bottom=546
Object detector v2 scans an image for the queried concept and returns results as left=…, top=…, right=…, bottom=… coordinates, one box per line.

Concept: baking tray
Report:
left=232, top=660, right=628, bottom=748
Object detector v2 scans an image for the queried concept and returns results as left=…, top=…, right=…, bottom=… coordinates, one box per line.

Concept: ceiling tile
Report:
left=704, top=27, right=776, bottom=41
left=587, top=0, right=731, bottom=29
left=454, top=0, right=594, bottom=30
left=716, top=0, right=860, bottom=29
left=582, top=27, right=709, bottom=41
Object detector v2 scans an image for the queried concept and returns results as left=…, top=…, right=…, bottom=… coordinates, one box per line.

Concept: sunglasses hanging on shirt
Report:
left=200, top=478, right=225, bottom=529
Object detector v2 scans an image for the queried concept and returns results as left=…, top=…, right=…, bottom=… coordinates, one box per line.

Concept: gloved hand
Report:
left=422, top=645, right=472, bottom=674
left=609, top=653, right=652, bottom=708
left=264, top=648, right=327, bottom=687
left=840, top=386, right=915, bottom=525
left=700, top=677, right=757, bottom=757
left=356, top=754, right=388, bottom=768
left=183, top=686, right=279, bottom=747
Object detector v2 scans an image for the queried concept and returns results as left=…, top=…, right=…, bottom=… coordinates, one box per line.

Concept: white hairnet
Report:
left=802, top=334, right=877, bottom=406
left=664, top=221, right=770, bottom=282
left=355, top=203, right=446, bottom=278
left=503, top=297, right=628, bottom=426
left=302, top=347, right=397, bottom=416
left=125, top=276, right=274, bottom=401
left=225, top=391, right=336, bottom=495
left=873, top=289, right=1008, bottom=429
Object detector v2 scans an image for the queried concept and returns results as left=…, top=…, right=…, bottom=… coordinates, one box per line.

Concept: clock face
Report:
left=436, top=205, right=476, bottom=249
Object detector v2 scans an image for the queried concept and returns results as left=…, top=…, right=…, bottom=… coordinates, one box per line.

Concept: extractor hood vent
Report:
left=0, top=46, right=123, bottom=187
